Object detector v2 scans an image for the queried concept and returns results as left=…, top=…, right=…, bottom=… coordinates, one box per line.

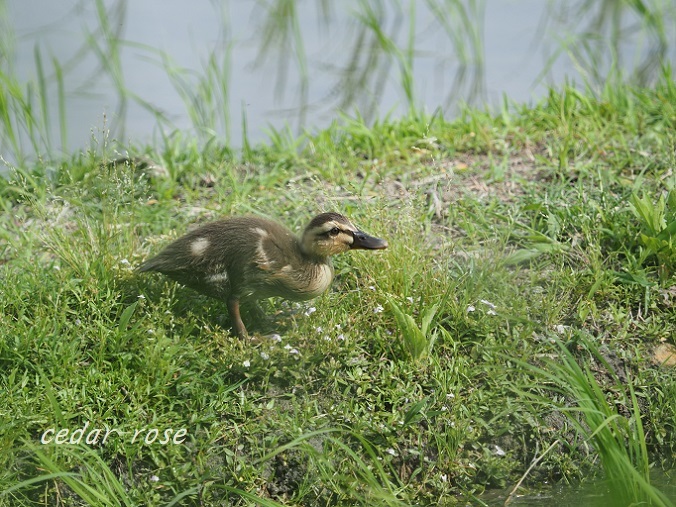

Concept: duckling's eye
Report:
left=328, top=227, right=341, bottom=237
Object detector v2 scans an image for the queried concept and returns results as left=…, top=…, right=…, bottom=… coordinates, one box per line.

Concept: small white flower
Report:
left=120, top=258, right=131, bottom=266
left=243, top=360, right=251, bottom=368
left=147, top=329, right=155, bottom=335
left=337, top=334, right=345, bottom=341
left=480, top=299, right=496, bottom=310
left=288, top=348, right=300, bottom=355
left=386, top=448, right=397, bottom=456
left=466, top=305, right=475, bottom=313
left=440, top=474, right=448, bottom=483
left=493, top=445, right=506, bottom=457
left=554, top=324, right=566, bottom=334
left=406, top=296, right=414, bottom=303
left=323, top=336, right=332, bottom=342
left=284, top=344, right=293, bottom=350
left=260, top=351, right=270, bottom=360
left=374, top=304, right=384, bottom=314
left=487, top=309, right=497, bottom=316
left=335, top=324, right=342, bottom=329
left=304, top=307, right=316, bottom=316
left=315, top=326, right=323, bottom=333
left=368, top=285, right=376, bottom=291
left=271, top=334, right=282, bottom=342
left=149, top=475, right=160, bottom=483
left=138, top=294, right=146, bottom=299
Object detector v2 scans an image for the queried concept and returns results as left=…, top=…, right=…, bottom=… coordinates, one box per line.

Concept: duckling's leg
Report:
left=227, top=297, right=248, bottom=338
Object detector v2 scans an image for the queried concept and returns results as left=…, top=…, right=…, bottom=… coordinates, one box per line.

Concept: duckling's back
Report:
left=138, top=217, right=299, bottom=300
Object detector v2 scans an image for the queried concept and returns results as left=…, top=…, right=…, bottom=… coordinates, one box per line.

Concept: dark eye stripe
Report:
left=319, top=227, right=344, bottom=237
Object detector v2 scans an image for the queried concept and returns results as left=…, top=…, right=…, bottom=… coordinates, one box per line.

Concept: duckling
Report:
left=138, top=212, right=387, bottom=338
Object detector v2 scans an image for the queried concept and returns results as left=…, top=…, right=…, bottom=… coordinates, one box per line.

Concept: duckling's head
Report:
left=300, top=212, right=388, bottom=259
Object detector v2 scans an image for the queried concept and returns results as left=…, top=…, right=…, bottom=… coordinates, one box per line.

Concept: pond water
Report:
left=481, top=468, right=676, bottom=506
left=4, top=0, right=675, bottom=165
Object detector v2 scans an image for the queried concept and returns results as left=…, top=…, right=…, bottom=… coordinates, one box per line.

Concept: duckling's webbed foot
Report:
left=227, top=297, right=248, bottom=338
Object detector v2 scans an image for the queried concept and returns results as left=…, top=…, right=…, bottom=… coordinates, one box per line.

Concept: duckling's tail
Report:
left=136, top=257, right=161, bottom=273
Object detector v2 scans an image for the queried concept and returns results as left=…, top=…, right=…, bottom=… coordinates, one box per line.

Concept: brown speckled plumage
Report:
left=138, top=212, right=387, bottom=337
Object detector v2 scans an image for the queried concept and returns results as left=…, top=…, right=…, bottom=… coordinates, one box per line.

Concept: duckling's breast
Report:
left=250, top=261, right=334, bottom=301
left=288, top=262, right=334, bottom=300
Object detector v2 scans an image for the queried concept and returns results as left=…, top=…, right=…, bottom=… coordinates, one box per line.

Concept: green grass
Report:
left=1, top=74, right=676, bottom=506
left=517, top=336, right=674, bottom=507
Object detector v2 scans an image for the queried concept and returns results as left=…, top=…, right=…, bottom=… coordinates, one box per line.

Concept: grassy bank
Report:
left=1, top=75, right=675, bottom=506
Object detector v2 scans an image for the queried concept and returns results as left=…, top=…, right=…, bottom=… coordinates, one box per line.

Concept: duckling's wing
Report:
left=138, top=223, right=242, bottom=297
left=137, top=235, right=206, bottom=274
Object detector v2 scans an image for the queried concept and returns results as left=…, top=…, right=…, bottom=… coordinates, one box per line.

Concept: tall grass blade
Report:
left=53, top=55, right=67, bottom=154
left=241, top=99, right=252, bottom=159
left=514, top=337, right=675, bottom=506
left=5, top=442, right=200, bottom=506
left=34, top=45, right=51, bottom=153
left=0, top=74, right=22, bottom=160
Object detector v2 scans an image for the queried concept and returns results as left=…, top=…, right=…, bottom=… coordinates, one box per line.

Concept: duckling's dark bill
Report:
left=351, top=231, right=388, bottom=250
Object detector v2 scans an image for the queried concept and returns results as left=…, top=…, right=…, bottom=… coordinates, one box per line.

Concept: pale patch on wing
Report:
left=280, top=264, right=293, bottom=273
left=254, top=228, right=271, bottom=267
left=252, top=227, right=269, bottom=238
left=207, top=271, right=229, bottom=283
left=190, top=237, right=210, bottom=256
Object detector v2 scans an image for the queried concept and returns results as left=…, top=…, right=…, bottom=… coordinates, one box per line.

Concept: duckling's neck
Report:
left=299, top=234, right=327, bottom=263
left=268, top=241, right=333, bottom=301
left=299, top=236, right=312, bottom=257
left=301, top=250, right=329, bottom=264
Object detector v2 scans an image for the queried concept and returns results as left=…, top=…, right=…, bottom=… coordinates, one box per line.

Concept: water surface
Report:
left=3, top=0, right=675, bottom=162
